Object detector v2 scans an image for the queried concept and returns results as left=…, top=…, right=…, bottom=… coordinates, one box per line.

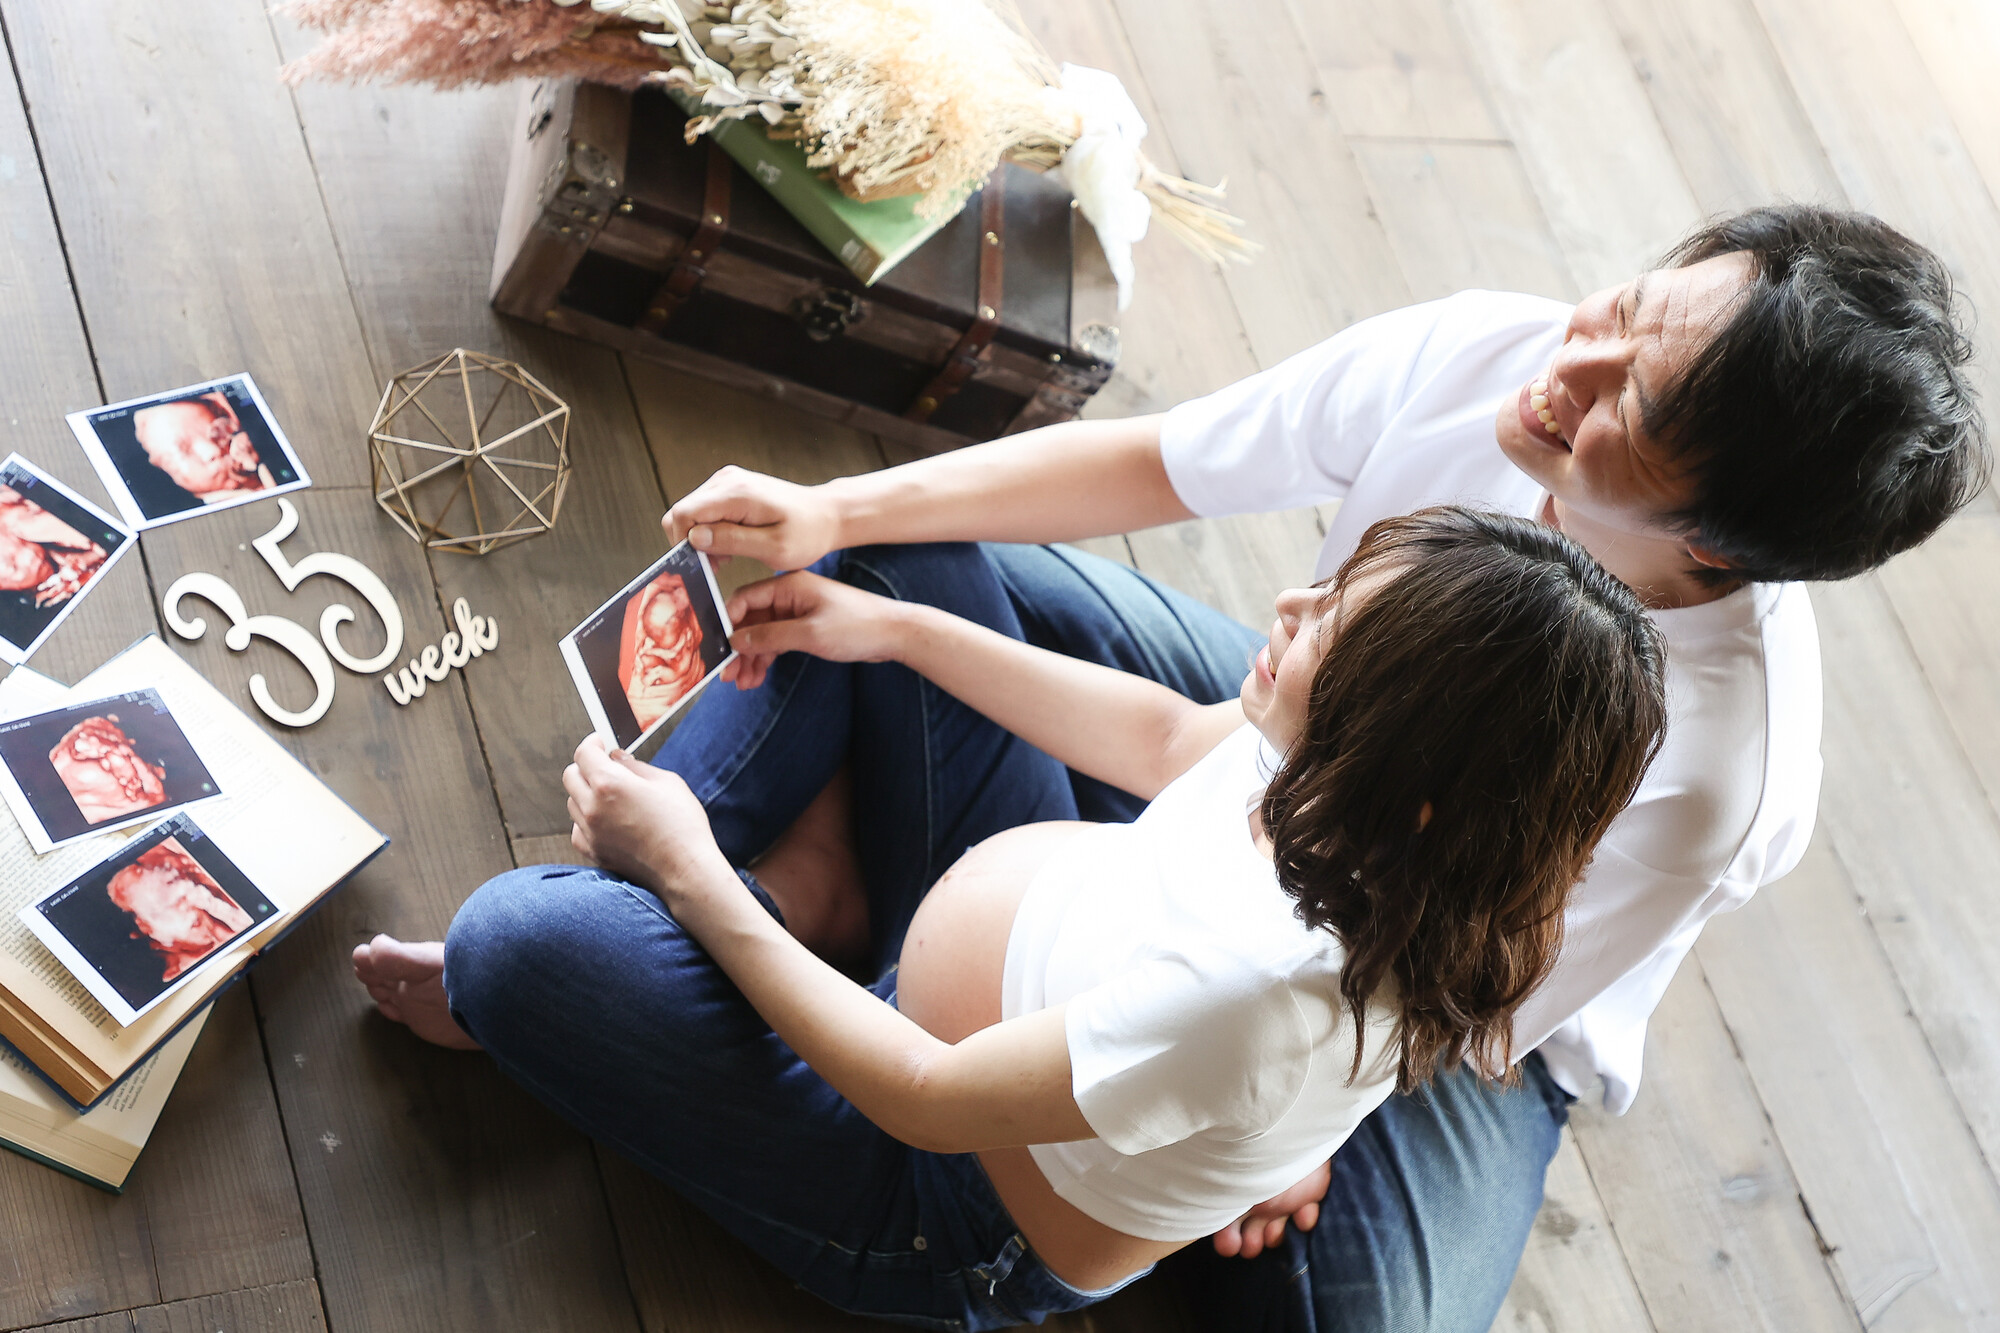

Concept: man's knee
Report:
left=832, top=542, right=1001, bottom=609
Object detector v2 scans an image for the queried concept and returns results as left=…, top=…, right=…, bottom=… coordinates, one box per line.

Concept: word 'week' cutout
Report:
left=385, top=599, right=499, bottom=705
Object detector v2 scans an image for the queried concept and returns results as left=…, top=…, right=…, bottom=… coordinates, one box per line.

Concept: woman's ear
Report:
left=1684, top=540, right=1735, bottom=570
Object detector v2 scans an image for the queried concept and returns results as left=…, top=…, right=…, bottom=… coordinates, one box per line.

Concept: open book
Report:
left=0, top=635, right=385, bottom=1107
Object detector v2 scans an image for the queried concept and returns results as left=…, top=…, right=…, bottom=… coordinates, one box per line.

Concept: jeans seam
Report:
left=844, top=551, right=942, bottom=885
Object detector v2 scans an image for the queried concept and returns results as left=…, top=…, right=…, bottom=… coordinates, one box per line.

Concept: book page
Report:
left=0, top=638, right=383, bottom=1086
left=0, top=1008, right=206, bottom=1155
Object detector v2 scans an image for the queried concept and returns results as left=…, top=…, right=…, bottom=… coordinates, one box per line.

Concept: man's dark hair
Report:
left=1262, top=507, right=1668, bottom=1093
left=1652, top=205, right=1988, bottom=583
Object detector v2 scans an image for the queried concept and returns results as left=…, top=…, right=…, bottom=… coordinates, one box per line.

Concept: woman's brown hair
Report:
left=1262, top=506, right=1668, bottom=1093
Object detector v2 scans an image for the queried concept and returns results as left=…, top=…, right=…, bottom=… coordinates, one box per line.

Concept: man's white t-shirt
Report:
left=1003, top=723, right=1401, bottom=1242
left=1157, top=291, right=1823, bottom=1112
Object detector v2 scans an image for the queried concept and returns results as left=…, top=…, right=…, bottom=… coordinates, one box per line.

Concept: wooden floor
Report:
left=0, top=0, right=1996, bottom=1328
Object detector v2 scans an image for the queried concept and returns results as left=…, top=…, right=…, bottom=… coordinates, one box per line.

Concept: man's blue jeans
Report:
left=444, top=542, right=1571, bottom=1331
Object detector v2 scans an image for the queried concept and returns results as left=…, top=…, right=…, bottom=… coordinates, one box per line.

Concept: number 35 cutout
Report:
left=164, top=499, right=406, bottom=728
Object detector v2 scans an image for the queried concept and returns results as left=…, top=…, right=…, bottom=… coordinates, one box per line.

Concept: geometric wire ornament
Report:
left=369, top=348, right=572, bottom=556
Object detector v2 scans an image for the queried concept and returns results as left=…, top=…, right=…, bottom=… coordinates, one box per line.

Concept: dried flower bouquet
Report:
left=284, top=0, right=1256, bottom=306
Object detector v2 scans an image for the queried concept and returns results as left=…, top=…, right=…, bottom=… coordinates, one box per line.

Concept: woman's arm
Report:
left=729, top=573, right=1245, bottom=802
left=664, top=415, right=1192, bottom=575
left=564, top=739, right=1093, bottom=1154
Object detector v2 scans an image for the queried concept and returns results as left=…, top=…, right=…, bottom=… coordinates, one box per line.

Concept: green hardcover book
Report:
left=669, top=90, right=959, bottom=284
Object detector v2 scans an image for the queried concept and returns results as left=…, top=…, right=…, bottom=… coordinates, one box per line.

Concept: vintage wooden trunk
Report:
left=491, top=80, right=1121, bottom=455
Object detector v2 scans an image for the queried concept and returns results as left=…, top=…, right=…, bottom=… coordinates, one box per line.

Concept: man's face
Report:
left=1495, top=252, right=1753, bottom=543
left=132, top=399, right=259, bottom=496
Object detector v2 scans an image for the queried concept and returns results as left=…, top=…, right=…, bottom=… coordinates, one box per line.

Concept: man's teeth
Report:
left=1532, top=379, right=1560, bottom=435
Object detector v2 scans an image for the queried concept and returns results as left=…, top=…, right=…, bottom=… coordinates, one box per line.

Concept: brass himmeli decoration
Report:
left=369, top=349, right=572, bottom=555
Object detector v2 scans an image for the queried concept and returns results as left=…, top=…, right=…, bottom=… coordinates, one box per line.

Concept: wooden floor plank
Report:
left=1810, top=573, right=2000, bottom=1172
left=1496, top=1135, right=1655, bottom=1333
left=1890, top=0, right=2000, bottom=223
left=0, top=9, right=319, bottom=1324
left=125, top=986, right=314, bottom=1304
left=1697, top=837, right=2000, bottom=1328
left=0, top=0, right=378, bottom=488
left=1124, top=510, right=1324, bottom=633
left=1286, top=0, right=1505, bottom=141
left=1748, top=0, right=2000, bottom=412
left=1568, top=965, right=1860, bottom=1331
left=1014, top=0, right=1261, bottom=416
left=1874, top=516, right=2000, bottom=834
left=1450, top=0, right=1705, bottom=290
left=0, top=16, right=155, bottom=687
left=0, top=20, right=161, bottom=1327
left=130, top=1280, right=327, bottom=1333
left=1349, top=141, right=1577, bottom=303
left=17, top=1279, right=328, bottom=1333
left=1105, top=0, right=1412, bottom=364
left=1600, top=0, right=1845, bottom=213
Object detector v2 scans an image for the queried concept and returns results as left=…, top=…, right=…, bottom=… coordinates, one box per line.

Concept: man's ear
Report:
left=1684, top=540, right=1735, bottom=570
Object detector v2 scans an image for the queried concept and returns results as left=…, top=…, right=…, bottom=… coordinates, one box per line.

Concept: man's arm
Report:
left=664, top=415, right=1192, bottom=571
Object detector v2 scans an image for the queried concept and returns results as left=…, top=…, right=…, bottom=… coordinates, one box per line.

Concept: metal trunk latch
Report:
left=790, top=287, right=868, bottom=341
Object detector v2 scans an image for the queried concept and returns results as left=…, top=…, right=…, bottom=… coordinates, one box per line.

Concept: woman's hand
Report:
left=664, top=466, right=841, bottom=573
left=1210, top=1159, right=1331, bottom=1259
left=564, top=736, right=735, bottom=906
left=722, top=571, right=911, bottom=690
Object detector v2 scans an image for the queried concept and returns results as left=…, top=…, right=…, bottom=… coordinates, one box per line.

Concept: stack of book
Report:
left=0, top=636, right=385, bottom=1189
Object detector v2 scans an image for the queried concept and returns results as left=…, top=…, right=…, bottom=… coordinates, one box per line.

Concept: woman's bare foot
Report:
left=352, top=934, right=483, bottom=1050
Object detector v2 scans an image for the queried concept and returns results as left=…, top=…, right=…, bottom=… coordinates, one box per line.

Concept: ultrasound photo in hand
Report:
left=560, top=541, right=734, bottom=750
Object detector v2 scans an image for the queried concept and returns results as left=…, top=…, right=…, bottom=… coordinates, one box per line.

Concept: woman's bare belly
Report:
left=895, top=821, right=1188, bottom=1291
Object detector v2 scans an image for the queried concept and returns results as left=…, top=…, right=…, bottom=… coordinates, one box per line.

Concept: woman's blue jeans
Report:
left=443, top=542, right=1571, bottom=1332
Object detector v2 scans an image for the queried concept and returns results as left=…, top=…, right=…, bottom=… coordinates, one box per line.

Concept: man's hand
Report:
left=664, top=466, right=841, bottom=574
left=564, top=736, right=733, bottom=902
left=1211, top=1159, right=1331, bottom=1259
left=723, top=571, right=908, bottom=690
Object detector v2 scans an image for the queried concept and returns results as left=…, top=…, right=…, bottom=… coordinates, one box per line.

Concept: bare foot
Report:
left=352, top=934, right=482, bottom=1050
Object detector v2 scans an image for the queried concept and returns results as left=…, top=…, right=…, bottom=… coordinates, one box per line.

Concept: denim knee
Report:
left=831, top=543, right=1001, bottom=606
left=443, top=863, right=616, bottom=1048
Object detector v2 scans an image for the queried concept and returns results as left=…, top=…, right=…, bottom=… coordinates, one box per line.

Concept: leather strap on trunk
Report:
left=636, top=143, right=734, bottom=335
left=905, top=182, right=1006, bottom=422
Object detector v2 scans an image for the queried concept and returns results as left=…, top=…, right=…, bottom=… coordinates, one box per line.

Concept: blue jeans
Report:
left=445, top=543, right=1570, bottom=1331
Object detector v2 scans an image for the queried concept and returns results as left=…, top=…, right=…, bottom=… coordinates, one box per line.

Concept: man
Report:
left=131, top=392, right=274, bottom=502
left=356, top=205, right=1987, bottom=1331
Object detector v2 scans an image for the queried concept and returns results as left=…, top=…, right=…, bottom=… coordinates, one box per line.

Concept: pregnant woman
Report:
left=357, top=507, right=1665, bottom=1329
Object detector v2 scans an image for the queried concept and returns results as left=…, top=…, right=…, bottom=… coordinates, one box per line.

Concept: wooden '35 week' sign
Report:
left=162, top=498, right=497, bottom=727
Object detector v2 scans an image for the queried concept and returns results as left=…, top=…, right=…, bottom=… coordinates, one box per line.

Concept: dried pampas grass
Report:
left=281, top=0, right=663, bottom=90
left=283, top=0, right=1257, bottom=283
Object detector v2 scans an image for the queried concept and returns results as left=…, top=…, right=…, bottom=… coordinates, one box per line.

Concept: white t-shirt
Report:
left=1002, top=724, right=1400, bottom=1243
left=1157, top=290, right=1823, bottom=1112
